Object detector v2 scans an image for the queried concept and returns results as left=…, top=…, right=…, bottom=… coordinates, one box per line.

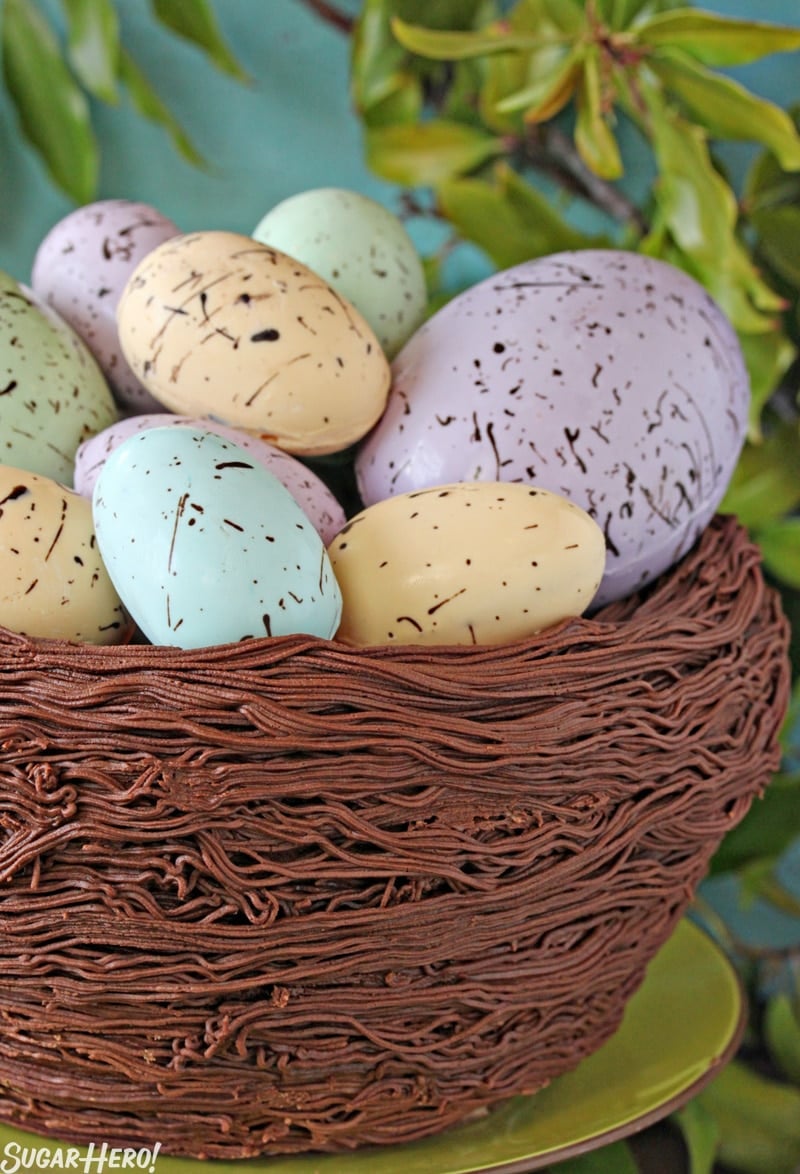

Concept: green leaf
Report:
left=554, top=1139, right=639, bottom=1174
left=722, top=420, right=800, bottom=527
left=597, top=0, right=657, bottom=30
left=752, top=204, right=800, bottom=288
left=118, top=47, right=205, bottom=168
left=574, top=47, right=623, bottom=179
left=477, top=0, right=571, bottom=133
left=351, top=0, right=422, bottom=125
left=650, top=50, right=800, bottom=172
left=765, top=993, right=800, bottom=1085
left=390, top=16, right=552, bottom=59
left=755, top=517, right=800, bottom=590
left=644, top=93, right=783, bottom=332
left=710, top=773, right=800, bottom=874
left=151, top=0, right=248, bottom=80
left=635, top=10, right=800, bottom=67
left=738, top=329, right=797, bottom=442
left=437, top=162, right=599, bottom=268
left=61, top=0, right=120, bottom=104
left=541, top=0, right=585, bottom=36
left=696, top=1061, right=800, bottom=1174
left=673, top=1099, right=720, bottom=1174
left=495, top=46, right=582, bottom=120
left=1, top=0, right=98, bottom=203
left=738, top=855, right=800, bottom=919
left=365, top=119, right=505, bottom=185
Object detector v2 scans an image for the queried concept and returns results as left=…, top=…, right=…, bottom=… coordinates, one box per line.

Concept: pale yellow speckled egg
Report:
left=116, top=231, right=391, bottom=457
left=0, top=465, right=128, bottom=643
left=327, top=482, right=606, bottom=647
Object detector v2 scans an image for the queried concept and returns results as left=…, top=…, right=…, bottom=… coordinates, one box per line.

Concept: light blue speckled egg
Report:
left=92, top=426, right=342, bottom=649
left=0, top=272, right=118, bottom=485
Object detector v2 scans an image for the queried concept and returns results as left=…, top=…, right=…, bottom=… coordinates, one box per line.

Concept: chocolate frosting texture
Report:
left=0, top=516, right=790, bottom=1157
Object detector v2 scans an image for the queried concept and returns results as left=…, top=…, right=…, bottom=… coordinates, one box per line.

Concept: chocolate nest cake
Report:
left=0, top=514, right=790, bottom=1158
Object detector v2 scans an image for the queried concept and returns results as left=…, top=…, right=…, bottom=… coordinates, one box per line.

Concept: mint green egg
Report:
left=0, top=271, right=118, bottom=485
left=252, top=188, right=427, bottom=358
left=92, top=426, right=343, bottom=649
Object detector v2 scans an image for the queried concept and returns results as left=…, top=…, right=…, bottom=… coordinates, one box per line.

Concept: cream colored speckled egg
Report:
left=327, top=482, right=606, bottom=647
left=116, top=231, right=391, bottom=456
left=0, top=465, right=128, bottom=643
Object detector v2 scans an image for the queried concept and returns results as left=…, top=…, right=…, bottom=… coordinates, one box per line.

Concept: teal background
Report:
left=1, top=0, right=799, bottom=284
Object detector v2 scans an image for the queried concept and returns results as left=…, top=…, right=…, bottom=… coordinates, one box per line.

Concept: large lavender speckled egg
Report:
left=356, top=249, right=749, bottom=606
left=31, top=199, right=180, bottom=412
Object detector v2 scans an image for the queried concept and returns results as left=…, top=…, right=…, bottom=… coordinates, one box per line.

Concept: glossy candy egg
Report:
left=31, top=199, right=180, bottom=412
left=75, top=413, right=346, bottom=544
left=116, top=230, right=391, bottom=456
left=92, top=426, right=343, bottom=649
left=328, top=482, right=605, bottom=647
left=252, top=188, right=427, bottom=358
left=0, top=464, right=128, bottom=643
left=0, top=271, right=118, bottom=485
left=356, top=250, right=749, bottom=606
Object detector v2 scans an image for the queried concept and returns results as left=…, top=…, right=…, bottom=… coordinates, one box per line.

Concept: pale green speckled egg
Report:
left=0, top=272, right=118, bottom=486
left=252, top=188, right=427, bottom=358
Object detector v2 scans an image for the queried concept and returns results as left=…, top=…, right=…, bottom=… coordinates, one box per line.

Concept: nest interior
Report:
left=0, top=514, right=791, bottom=1158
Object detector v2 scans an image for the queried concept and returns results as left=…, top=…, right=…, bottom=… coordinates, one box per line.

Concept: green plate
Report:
left=0, top=919, right=743, bottom=1174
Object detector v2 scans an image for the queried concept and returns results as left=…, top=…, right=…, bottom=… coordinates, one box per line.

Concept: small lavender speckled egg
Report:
left=0, top=464, right=128, bottom=643
left=0, top=272, right=118, bottom=485
left=92, top=426, right=343, bottom=649
left=75, top=414, right=347, bottom=543
left=356, top=249, right=749, bottom=606
left=252, top=188, right=427, bottom=358
left=328, top=482, right=605, bottom=646
left=30, top=199, right=180, bottom=412
left=116, top=230, right=391, bottom=456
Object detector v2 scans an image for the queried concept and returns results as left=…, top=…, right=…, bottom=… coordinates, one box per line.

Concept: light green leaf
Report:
left=756, top=517, right=800, bottom=590
left=118, top=48, right=205, bottom=168
left=541, top=0, right=585, bottom=36
left=151, top=0, right=248, bottom=80
left=722, top=420, right=800, bottom=527
left=597, top=0, right=657, bottom=30
left=635, top=10, right=800, bottom=66
left=765, top=993, right=800, bottom=1085
left=359, top=76, right=423, bottom=127
left=1, top=0, right=98, bottom=203
left=495, top=47, right=582, bottom=120
left=61, top=0, right=120, bottom=104
left=437, top=161, right=599, bottom=268
left=365, top=119, right=505, bottom=185
left=650, top=50, right=800, bottom=171
left=351, top=0, right=424, bottom=127
left=390, top=15, right=552, bottom=59
left=738, top=329, right=797, bottom=442
left=478, top=0, right=570, bottom=133
left=574, top=47, right=623, bottom=179
left=673, top=1099, right=720, bottom=1174
left=710, top=773, right=800, bottom=874
left=740, top=856, right=800, bottom=916
left=555, top=1140, right=639, bottom=1174
left=696, top=1061, right=800, bottom=1174
left=752, top=204, right=800, bottom=287
left=644, top=93, right=782, bottom=331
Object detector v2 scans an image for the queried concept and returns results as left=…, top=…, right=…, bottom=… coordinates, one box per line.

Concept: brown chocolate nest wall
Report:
left=0, top=515, right=791, bottom=1158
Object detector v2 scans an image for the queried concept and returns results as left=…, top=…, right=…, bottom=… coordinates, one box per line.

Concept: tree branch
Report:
left=526, top=124, right=649, bottom=234
left=296, top=0, right=354, bottom=34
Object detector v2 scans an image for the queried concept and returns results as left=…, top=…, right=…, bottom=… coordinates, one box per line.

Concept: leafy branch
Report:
left=0, top=0, right=247, bottom=205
